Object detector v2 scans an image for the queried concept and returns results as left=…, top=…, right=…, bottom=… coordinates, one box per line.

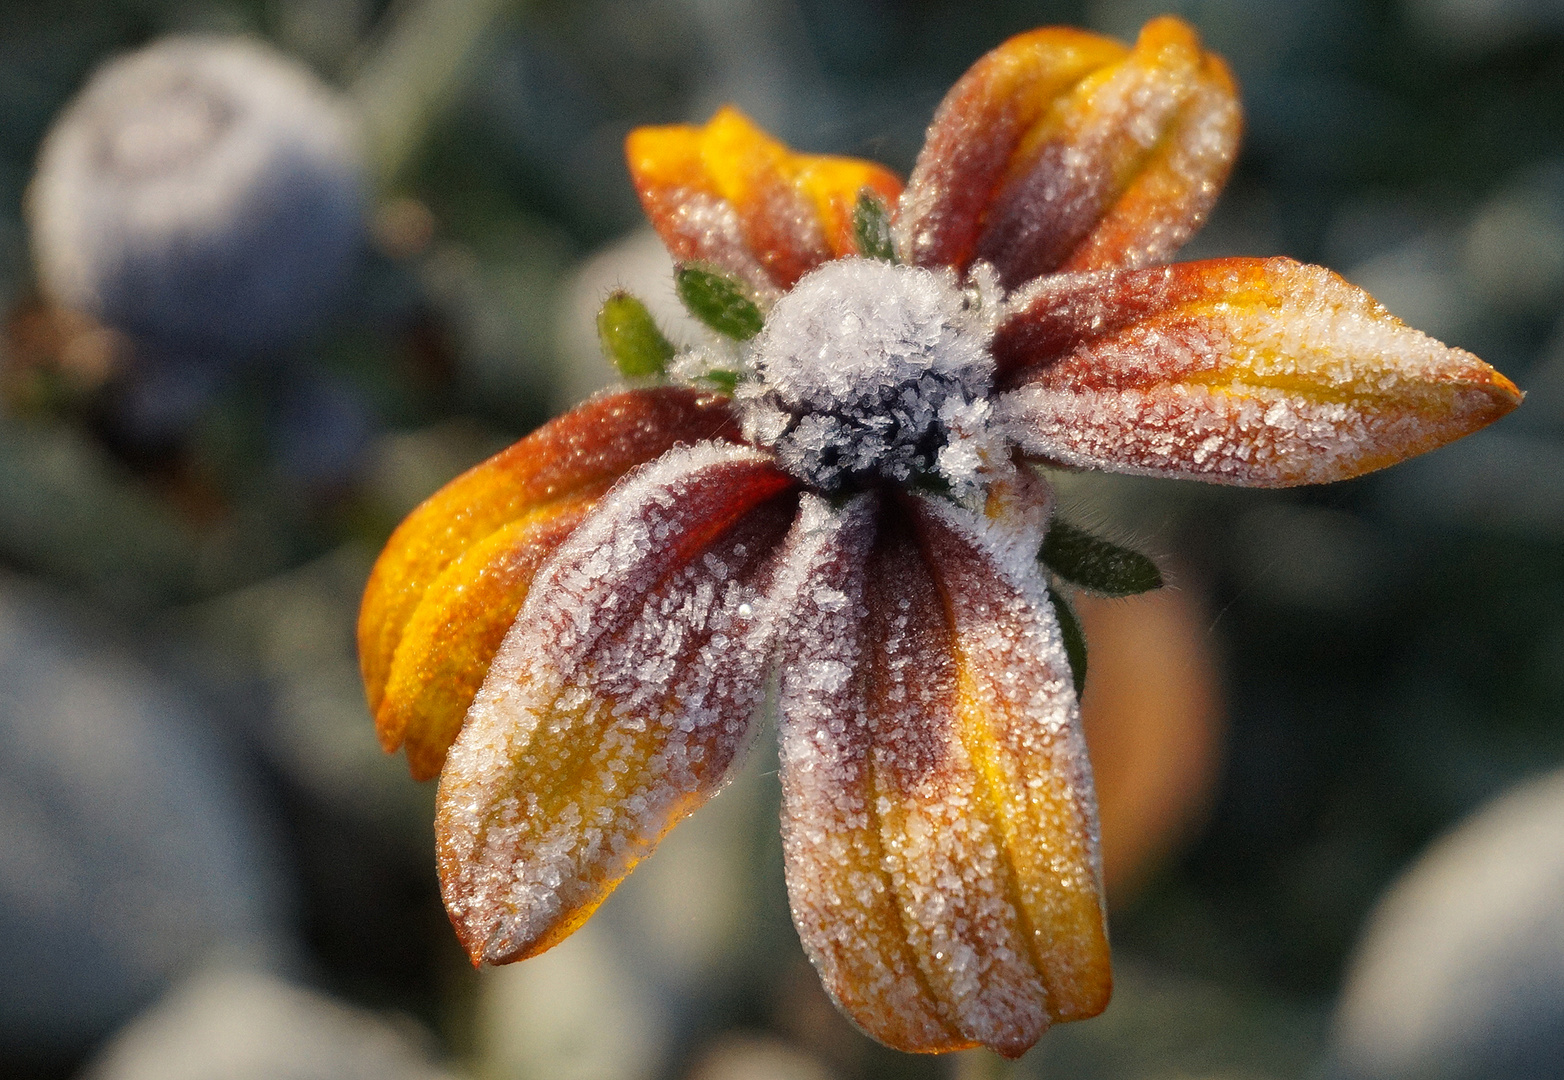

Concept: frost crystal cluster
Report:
left=739, top=259, right=999, bottom=495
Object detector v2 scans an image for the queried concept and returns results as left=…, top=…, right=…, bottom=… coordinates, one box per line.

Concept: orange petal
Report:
left=377, top=498, right=593, bottom=781
left=897, top=18, right=1238, bottom=287
left=358, top=387, right=739, bottom=766
left=994, top=257, right=1524, bottom=486
left=627, top=107, right=903, bottom=292
left=775, top=488, right=1108, bottom=1059
left=436, top=443, right=799, bottom=964
left=795, top=155, right=905, bottom=259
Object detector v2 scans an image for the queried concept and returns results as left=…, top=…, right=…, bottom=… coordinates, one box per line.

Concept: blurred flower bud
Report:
left=27, top=36, right=366, bottom=356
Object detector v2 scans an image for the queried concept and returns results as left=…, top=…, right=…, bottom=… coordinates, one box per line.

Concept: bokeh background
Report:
left=2, top=0, right=1562, bottom=1078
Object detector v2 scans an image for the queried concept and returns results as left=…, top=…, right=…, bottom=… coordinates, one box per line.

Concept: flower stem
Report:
left=349, top=0, right=522, bottom=186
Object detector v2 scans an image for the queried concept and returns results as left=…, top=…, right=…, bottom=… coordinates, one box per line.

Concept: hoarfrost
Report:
left=739, top=258, right=1001, bottom=498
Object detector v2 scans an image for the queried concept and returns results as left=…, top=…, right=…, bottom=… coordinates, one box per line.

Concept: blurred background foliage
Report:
left=0, top=0, right=1562, bottom=1079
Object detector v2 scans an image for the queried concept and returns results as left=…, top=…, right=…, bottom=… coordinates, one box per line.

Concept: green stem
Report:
left=348, top=0, right=522, bottom=186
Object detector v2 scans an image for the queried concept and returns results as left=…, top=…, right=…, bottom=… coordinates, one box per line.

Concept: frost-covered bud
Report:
left=739, top=257, right=999, bottom=495
left=27, top=36, right=365, bottom=354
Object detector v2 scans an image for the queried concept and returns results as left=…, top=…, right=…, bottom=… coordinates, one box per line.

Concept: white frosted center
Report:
left=739, top=258, right=996, bottom=493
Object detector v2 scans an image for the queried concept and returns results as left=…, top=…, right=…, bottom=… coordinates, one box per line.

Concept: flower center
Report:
left=738, top=258, right=997, bottom=494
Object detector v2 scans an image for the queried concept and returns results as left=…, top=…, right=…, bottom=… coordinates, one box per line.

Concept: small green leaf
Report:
left=675, top=266, right=764, bottom=340
left=1050, top=586, right=1088, bottom=696
left=852, top=190, right=897, bottom=262
left=700, top=369, right=741, bottom=393
left=597, top=291, right=675, bottom=378
left=1041, top=519, right=1162, bottom=596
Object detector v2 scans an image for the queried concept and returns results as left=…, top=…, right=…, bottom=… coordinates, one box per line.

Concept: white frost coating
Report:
left=666, top=340, right=746, bottom=385
left=739, top=258, right=1003, bottom=498
left=438, top=441, right=789, bottom=962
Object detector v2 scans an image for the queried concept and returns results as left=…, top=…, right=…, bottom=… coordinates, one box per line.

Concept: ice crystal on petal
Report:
left=740, top=258, right=999, bottom=495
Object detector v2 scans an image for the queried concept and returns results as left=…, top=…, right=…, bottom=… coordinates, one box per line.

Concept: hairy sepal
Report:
left=626, top=107, right=902, bottom=293
left=1041, top=520, right=1162, bottom=597
left=359, top=388, right=739, bottom=767
left=436, top=443, right=799, bottom=965
left=598, top=291, right=675, bottom=378
left=775, top=488, right=1108, bottom=1059
left=896, top=18, right=1237, bottom=286
left=993, top=257, right=1523, bottom=486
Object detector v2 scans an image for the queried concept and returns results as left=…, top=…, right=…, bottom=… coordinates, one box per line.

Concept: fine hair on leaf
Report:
left=675, top=265, right=764, bottom=340
left=852, top=190, right=897, bottom=262
left=597, top=291, right=675, bottom=378
left=1049, top=585, right=1088, bottom=695
left=1042, top=519, right=1162, bottom=596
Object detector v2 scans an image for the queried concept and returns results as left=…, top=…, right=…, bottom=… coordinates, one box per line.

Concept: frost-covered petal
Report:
left=776, top=487, right=1109, bottom=1059
left=627, top=106, right=903, bottom=294
left=993, top=257, right=1523, bottom=486
left=377, top=500, right=592, bottom=781
left=773, top=491, right=961, bottom=1053
left=358, top=386, right=739, bottom=771
left=897, top=18, right=1238, bottom=288
left=436, top=443, right=798, bottom=965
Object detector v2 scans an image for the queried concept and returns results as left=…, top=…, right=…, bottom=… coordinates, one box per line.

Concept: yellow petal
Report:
left=377, top=497, right=593, bottom=781
left=627, top=107, right=903, bottom=292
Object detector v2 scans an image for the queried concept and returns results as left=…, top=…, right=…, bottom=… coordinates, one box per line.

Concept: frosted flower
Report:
left=28, top=36, right=364, bottom=355
left=358, top=17, right=1521, bottom=1059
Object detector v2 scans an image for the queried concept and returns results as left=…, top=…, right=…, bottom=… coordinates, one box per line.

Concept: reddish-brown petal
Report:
left=1055, top=49, right=1238, bottom=275
left=994, top=257, right=1524, bottom=486
left=897, top=18, right=1238, bottom=286
left=436, top=443, right=798, bottom=965
left=627, top=107, right=904, bottom=294
left=358, top=387, right=739, bottom=768
left=775, top=486, right=1108, bottom=1059
left=773, top=492, right=965, bottom=1054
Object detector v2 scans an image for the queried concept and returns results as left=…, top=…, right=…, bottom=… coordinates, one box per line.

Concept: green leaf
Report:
left=1050, top=586, right=1088, bottom=696
left=675, top=266, right=764, bottom=341
left=597, top=292, right=675, bottom=378
left=852, top=190, right=897, bottom=262
left=700, top=369, right=741, bottom=393
left=1041, top=519, right=1162, bottom=596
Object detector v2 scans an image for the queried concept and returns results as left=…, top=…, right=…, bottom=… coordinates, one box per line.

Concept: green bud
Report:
left=852, top=190, right=897, bottom=263
left=1050, top=586, right=1088, bottom=696
left=675, top=266, right=764, bottom=341
left=597, top=291, right=675, bottom=378
left=1041, top=519, right=1162, bottom=597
